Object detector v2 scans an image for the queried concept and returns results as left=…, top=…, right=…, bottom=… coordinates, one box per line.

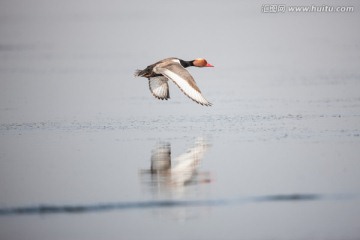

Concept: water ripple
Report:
left=0, top=193, right=356, bottom=216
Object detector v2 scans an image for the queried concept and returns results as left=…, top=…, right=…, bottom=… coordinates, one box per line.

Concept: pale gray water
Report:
left=1, top=0, right=360, bottom=239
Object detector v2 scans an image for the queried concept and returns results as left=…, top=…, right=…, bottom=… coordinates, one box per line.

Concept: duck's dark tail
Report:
left=134, top=65, right=155, bottom=78
left=134, top=69, right=143, bottom=77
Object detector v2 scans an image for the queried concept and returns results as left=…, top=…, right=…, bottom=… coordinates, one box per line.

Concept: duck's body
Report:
left=135, top=57, right=213, bottom=106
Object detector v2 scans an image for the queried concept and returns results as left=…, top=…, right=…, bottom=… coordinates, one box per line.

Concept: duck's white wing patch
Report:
left=157, top=67, right=212, bottom=106
left=148, top=76, right=170, bottom=100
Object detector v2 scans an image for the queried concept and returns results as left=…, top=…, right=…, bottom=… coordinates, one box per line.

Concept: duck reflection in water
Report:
left=141, top=138, right=212, bottom=193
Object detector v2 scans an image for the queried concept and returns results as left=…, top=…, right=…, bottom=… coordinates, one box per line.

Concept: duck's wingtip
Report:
left=196, top=100, right=212, bottom=106
left=152, top=94, right=170, bottom=101
left=203, top=102, right=213, bottom=107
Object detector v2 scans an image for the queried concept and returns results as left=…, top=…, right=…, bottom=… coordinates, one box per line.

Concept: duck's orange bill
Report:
left=206, top=63, right=214, bottom=67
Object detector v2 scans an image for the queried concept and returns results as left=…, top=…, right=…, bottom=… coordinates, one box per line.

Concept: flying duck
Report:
left=134, top=57, right=213, bottom=106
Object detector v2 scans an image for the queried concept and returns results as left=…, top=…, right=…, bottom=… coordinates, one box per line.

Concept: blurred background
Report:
left=1, top=0, right=360, bottom=239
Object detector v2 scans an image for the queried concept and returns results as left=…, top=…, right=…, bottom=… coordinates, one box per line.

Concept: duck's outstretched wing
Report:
left=171, top=138, right=210, bottom=185
left=148, top=76, right=170, bottom=100
left=154, top=62, right=212, bottom=106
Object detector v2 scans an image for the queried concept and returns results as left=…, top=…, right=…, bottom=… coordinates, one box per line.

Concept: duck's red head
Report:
left=193, top=58, right=214, bottom=67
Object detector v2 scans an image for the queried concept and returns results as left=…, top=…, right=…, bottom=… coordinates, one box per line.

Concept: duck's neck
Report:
left=179, top=59, right=194, bottom=68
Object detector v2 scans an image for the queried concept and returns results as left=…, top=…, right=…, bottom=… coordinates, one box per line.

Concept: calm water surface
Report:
left=1, top=0, right=360, bottom=239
